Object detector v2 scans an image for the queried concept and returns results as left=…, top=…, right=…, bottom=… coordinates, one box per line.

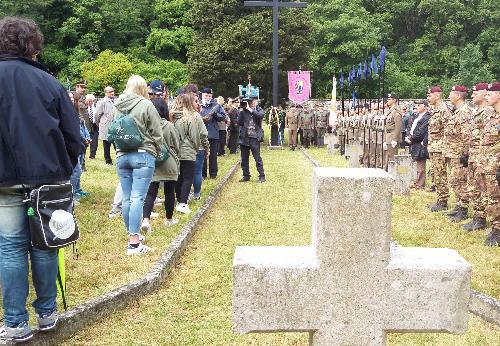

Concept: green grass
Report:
left=65, top=148, right=499, bottom=345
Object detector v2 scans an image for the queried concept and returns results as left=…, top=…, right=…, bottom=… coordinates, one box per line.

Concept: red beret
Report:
left=427, top=86, right=442, bottom=94
left=451, top=85, right=468, bottom=93
left=487, top=82, right=500, bottom=91
left=472, top=83, right=489, bottom=91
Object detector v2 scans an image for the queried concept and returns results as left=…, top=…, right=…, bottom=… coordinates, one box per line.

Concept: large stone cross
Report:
left=233, top=168, right=471, bottom=345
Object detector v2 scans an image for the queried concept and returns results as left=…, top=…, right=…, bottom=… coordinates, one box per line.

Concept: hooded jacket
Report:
left=112, top=93, right=163, bottom=157
left=0, top=54, right=82, bottom=187
left=153, top=119, right=180, bottom=182
left=173, top=110, right=209, bottom=161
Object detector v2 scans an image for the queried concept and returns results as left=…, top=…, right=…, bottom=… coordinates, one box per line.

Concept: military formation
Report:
left=284, top=103, right=329, bottom=150
left=283, top=83, right=499, bottom=247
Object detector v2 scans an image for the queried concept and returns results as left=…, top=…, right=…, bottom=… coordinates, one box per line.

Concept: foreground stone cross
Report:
left=388, top=154, right=417, bottom=195
left=233, top=168, right=471, bottom=345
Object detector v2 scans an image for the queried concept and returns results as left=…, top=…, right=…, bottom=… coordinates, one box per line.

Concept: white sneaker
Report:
left=126, top=242, right=152, bottom=255
left=175, top=203, right=191, bottom=214
left=108, top=209, right=121, bottom=219
left=164, top=218, right=179, bottom=227
left=150, top=212, right=159, bottom=219
left=154, top=197, right=165, bottom=206
left=141, top=219, right=152, bottom=233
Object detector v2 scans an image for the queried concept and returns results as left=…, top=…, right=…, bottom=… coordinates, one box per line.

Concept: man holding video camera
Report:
left=237, top=96, right=266, bottom=183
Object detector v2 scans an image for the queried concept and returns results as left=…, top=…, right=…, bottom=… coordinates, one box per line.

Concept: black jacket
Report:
left=200, top=100, right=226, bottom=140
left=237, top=106, right=265, bottom=146
left=409, top=112, right=430, bottom=161
left=0, top=54, right=82, bottom=187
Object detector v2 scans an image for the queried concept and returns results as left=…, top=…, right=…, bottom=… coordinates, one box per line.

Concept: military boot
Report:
left=485, top=227, right=500, bottom=246
left=429, top=200, right=448, bottom=212
left=462, top=216, right=487, bottom=231
left=445, top=205, right=460, bottom=216
left=448, top=207, right=468, bottom=222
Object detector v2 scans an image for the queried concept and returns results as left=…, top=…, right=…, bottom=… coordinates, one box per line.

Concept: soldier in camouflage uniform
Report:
left=463, top=83, right=493, bottom=231
left=337, top=111, right=346, bottom=155
left=444, top=85, right=472, bottom=222
left=299, top=105, right=315, bottom=148
left=314, top=104, right=328, bottom=147
left=375, top=106, right=385, bottom=168
left=285, top=105, right=300, bottom=150
left=427, top=86, right=452, bottom=212
left=481, top=82, right=500, bottom=246
left=383, top=93, right=403, bottom=171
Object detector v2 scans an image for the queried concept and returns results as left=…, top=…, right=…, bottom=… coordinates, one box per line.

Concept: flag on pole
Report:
left=339, top=72, right=344, bottom=89
left=288, top=71, right=311, bottom=104
left=379, top=46, right=387, bottom=71
left=371, top=54, right=378, bottom=75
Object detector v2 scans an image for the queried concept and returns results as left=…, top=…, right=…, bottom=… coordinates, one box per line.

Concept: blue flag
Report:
left=364, top=60, right=370, bottom=79
left=340, top=72, right=344, bottom=89
left=379, top=46, right=387, bottom=71
left=371, top=54, right=378, bottom=75
left=358, top=64, right=363, bottom=80
left=351, top=91, right=357, bottom=108
left=351, top=67, right=357, bottom=82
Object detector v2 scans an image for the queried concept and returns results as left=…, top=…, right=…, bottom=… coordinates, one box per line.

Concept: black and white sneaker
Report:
left=0, top=321, right=33, bottom=343
left=126, top=242, right=152, bottom=255
left=37, top=310, right=59, bottom=331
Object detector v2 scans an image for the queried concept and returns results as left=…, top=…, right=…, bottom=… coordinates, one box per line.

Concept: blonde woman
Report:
left=172, top=93, right=209, bottom=214
left=113, top=75, right=163, bottom=255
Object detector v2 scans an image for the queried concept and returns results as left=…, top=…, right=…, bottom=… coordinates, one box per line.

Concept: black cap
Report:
left=75, top=80, right=87, bottom=87
left=200, top=87, right=213, bottom=94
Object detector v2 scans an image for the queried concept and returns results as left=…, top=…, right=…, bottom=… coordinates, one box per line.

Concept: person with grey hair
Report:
left=0, top=16, right=81, bottom=342
left=85, top=93, right=99, bottom=159
left=95, top=85, right=115, bottom=164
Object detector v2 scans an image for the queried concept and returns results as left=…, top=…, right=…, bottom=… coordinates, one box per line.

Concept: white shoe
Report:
left=150, top=212, right=159, bottom=219
left=141, top=219, right=152, bottom=233
left=108, top=209, right=121, bottom=218
left=164, top=218, right=179, bottom=227
left=175, top=203, right=191, bottom=214
left=126, top=242, right=152, bottom=255
left=154, top=197, right=164, bottom=205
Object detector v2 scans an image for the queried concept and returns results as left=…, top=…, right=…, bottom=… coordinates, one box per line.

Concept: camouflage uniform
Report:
left=314, top=110, right=328, bottom=147
left=299, top=108, right=315, bottom=148
left=383, top=105, right=403, bottom=171
left=477, top=110, right=499, bottom=230
left=466, top=106, right=493, bottom=219
left=376, top=112, right=385, bottom=168
left=428, top=102, right=451, bottom=203
left=337, top=114, right=346, bottom=154
left=444, top=102, right=471, bottom=208
left=369, top=111, right=377, bottom=168
left=361, top=113, right=370, bottom=167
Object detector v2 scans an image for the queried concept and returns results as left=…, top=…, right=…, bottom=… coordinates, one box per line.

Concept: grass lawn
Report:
left=0, top=147, right=239, bottom=324
left=65, top=147, right=499, bottom=345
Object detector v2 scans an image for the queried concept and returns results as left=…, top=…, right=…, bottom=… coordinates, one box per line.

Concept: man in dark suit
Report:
left=406, top=100, right=430, bottom=189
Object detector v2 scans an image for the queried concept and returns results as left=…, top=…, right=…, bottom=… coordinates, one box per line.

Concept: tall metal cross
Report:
left=244, top=0, right=308, bottom=107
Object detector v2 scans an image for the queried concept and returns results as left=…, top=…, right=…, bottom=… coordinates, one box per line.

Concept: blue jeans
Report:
left=0, top=187, right=58, bottom=327
left=70, top=154, right=83, bottom=193
left=116, top=152, right=155, bottom=235
left=193, top=149, right=205, bottom=196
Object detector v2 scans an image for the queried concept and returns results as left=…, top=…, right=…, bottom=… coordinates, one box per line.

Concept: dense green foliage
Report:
left=1, top=0, right=498, bottom=98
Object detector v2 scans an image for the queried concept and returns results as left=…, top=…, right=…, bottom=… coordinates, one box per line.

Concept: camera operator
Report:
left=237, top=97, right=266, bottom=183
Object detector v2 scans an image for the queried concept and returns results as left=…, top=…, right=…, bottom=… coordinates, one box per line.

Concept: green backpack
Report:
left=155, top=143, right=170, bottom=167
left=107, top=112, right=144, bottom=151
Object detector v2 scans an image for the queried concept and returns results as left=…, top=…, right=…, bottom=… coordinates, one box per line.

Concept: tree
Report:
left=188, top=0, right=313, bottom=105
left=81, top=50, right=133, bottom=94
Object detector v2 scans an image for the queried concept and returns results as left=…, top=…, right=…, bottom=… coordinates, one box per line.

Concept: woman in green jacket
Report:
left=173, top=93, right=209, bottom=214
left=141, top=97, right=180, bottom=232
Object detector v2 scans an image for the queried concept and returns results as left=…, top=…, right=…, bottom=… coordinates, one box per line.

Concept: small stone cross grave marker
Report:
left=347, top=144, right=363, bottom=168
left=233, top=167, right=471, bottom=345
left=388, top=154, right=417, bottom=195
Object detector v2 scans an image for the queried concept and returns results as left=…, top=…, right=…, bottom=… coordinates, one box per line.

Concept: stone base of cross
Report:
left=233, top=168, right=471, bottom=345
left=388, top=154, right=417, bottom=195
